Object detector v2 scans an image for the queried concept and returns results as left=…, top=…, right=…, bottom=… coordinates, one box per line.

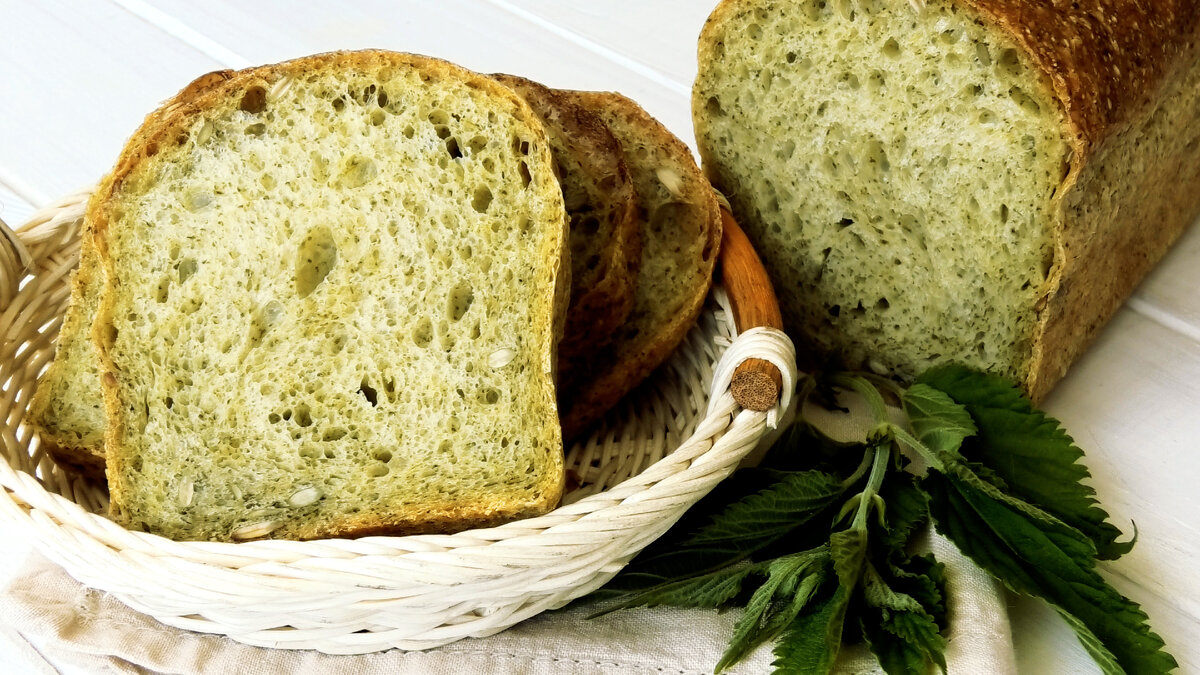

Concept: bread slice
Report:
left=90, top=51, right=569, bottom=541
left=27, top=233, right=107, bottom=481
left=29, top=71, right=238, bottom=481
left=694, top=0, right=1200, bottom=401
left=491, top=74, right=641, bottom=374
left=556, top=91, right=721, bottom=439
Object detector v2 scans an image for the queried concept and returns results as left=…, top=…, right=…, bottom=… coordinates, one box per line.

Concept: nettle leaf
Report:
left=859, top=563, right=948, bottom=674
left=601, top=469, right=844, bottom=597
left=716, top=551, right=827, bottom=672
left=902, top=382, right=977, bottom=457
left=688, top=470, right=845, bottom=546
left=861, top=616, right=930, bottom=675
left=830, top=528, right=868, bottom=588
left=926, top=471, right=1177, bottom=674
left=916, top=365, right=1133, bottom=559
left=772, top=585, right=851, bottom=675
left=592, top=561, right=765, bottom=616
left=876, top=471, right=930, bottom=555
left=889, top=554, right=947, bottom=629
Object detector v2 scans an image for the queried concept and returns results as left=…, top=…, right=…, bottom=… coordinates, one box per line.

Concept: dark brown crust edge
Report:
left=557, top=91, right=723, bottom=441
left=959, top=0, right=1200, bottom=400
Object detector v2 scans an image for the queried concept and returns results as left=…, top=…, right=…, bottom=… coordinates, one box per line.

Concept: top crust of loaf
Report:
left=490, top=74, right=641, bottom=368
left=90, top=50, right=569, bottom=541
left=557, top=91, right=721, bottom=439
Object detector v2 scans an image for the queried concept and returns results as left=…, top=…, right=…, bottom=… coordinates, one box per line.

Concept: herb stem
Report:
left=852, top=443, right=891, bottom=531
left=830, top=374, right=889, bottom=425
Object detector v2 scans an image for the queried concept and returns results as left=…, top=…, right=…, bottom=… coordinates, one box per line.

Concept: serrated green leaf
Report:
left=861, top=614, right=930, bottom=675
left=889, top=554, right=947, bottom=630
left=1054, top=607, right=1126, bottom=675
left=902, top=382, right=977, bottom=456
left=688, top=470, right=845, bottom=546
left=926, top=471, right=1177, bottom=674
left=772, top=585, right=850, bottom=675
left=876, top=471, right=930, bottom=554
left=591, top=561, right=764, bottom=616
left=883, top=610, right=947, bottom=671
left=830, top=528, right=867, bottom=588
left=916, top=365, right=1133, bottom=559
left=716, top=551, right=827, bottom=672
left=602, top=469, right=844, bottom=597
left=861, top=563, right=923, bottom=613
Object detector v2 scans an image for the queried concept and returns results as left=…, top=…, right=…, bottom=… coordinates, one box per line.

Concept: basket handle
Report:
left=717, top=207, right=786, bottom=411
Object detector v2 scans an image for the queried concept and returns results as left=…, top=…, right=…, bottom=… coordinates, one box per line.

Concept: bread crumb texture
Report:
left=695, top=0, right=1068, bottom=381
left=95, top=52, right=566, bottom=541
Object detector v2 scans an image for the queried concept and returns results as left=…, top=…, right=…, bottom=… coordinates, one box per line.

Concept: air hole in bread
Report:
left=446, top=136, right=462, bottom=159
left=480, top=388, right=501, bottom=405
left=338, top=155, right=378, bottom=188
left=471, top=186, right=493, bottom=213
left=370, top=109, right=386, bottom=126
left=295, top=226, right=337, bottom=298
left=358, top=380, right=378, bottom=407
left=245, top=123, right=266, bottom=137
left=372, top=449, right=392, bottom=463
left=447, top=281, right=474, bottom=322
left=155, top=277, right=170, bottom=303
left=322, top=428, right=347, bottom=442
left=332, top=97, right=346, bottom=112
left=240, top=86, right=267, bottom=114
left=294, top=404, right=313, bottom=428
left=517, top=161, right=532, bottom=187
left=882, top=37, right=901, bottom=58
left=467, top=135, right=488, bottom=155
left=411, top=317, right=434, bottom=348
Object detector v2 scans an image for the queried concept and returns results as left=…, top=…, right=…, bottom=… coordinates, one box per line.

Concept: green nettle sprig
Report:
left=587, top=364, right=1177, bottom=675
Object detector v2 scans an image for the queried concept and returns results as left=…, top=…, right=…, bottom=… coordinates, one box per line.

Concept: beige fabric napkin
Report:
left=0, top=528, right=1013, bottom=674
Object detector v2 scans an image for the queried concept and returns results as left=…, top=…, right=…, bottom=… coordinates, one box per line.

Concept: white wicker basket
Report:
left=0, top=190, right=797, bottom=653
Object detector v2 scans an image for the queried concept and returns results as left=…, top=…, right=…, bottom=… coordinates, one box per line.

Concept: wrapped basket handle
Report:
left=717, top=207, right=786, bottom=411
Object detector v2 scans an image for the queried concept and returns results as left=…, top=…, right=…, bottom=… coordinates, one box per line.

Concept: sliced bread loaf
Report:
left=556, top=91, right=721, bottom=439
left=694, top=0, right=1200, bottom=400
left=90, top=51, right=569, bottom=541
left=491, top=74, right=641, bottom=374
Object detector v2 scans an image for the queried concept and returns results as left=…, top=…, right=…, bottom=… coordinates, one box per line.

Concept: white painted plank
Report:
left=495, top=0, right=720, bottom=87
left=134, top=0, right=698, bottom=148
left=0, top=0, right=224, bottom=204
left=1128, top=213, right=1200, bottom=334
left=0, top=184, right=36, bottom=229
left=1042, top=307, right=1200, bottom=672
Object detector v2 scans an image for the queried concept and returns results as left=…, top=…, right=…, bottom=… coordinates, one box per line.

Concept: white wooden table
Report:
left=1, top=2, right=1196, bottom=673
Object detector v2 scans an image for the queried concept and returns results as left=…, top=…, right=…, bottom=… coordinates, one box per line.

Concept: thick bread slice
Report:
left=27, top=235, right=107, bottom=481
left=556, top=91, right=721, bottom=439
left=91, top=51, right=569, bottom=541
left=491, top=74, right=641, bottom=372
left=694, top=0, right=1200, bottom=401
left=29, top=71, right=238, bottom=481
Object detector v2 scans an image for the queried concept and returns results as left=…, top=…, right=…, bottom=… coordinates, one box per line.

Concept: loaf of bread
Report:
left=558, top=91, right=721, bottom=439
left=694, top=0, right=1200, bottom=400
left=90, top=51, right=569, bottom=541
left=491, top=74, right=641, bottom=375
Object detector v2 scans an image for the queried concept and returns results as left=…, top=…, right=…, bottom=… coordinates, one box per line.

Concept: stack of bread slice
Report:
left=28, top=51, right=720, bottom=542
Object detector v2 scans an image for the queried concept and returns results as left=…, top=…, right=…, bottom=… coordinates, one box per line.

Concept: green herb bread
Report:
left=27, top=234, right=107, bottom=481
left=89, top=50, right=569, bottom=541
left=694, top=0, right=1200, bottom=401
left=491, top=74, right=641, bottom=375
left=558, top=91, right=722, bottom=439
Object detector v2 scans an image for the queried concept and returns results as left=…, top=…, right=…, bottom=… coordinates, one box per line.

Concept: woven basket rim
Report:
left=0, top=189, right=799, bottom=652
